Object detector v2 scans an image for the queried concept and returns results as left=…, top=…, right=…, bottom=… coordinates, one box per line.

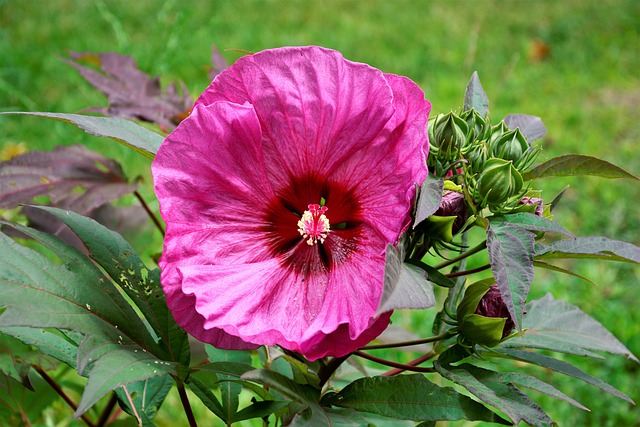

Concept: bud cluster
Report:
left=427, top=109, right=541, bottom=213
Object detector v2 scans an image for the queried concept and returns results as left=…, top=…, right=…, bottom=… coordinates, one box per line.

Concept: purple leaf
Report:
left=486, top=223, right=535, bottom=333
left=504, top=114, right=547, bottom=142
left=65, top=52, right=193, bottom=130
left=0, top=144, right=143, bottom=248
left=209, top=44, right=229, bottom=81
left=0, top=144, right=137, bottom=212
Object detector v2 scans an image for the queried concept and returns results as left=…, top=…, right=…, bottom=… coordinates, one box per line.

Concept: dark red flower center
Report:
left=262, top=173, right=363, bottom=274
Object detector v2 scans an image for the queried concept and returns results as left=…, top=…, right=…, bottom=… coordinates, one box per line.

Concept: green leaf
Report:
left=484, top=369, right=587, bottom=411
left=548, top=185, right=570, bottom=211
left=434, top=362, right=554, bottom=427
left=0, top=112, right=163, bottom=159
left=0, top=327, right=79, bottom=369
left=492, top=348, right=634, bottom=404
left=0, top=332, right=40, bottom=390
left=76, top=343, right=175, bottom=416
left=281, top=354, right=321, bottom=389
left=500, top=293, right=639, bottom=362
left=532, top=261, right=598, bottom=286
left=186, top=375, right=226, bottom=421
left=534, top=236, right=640, bottom=263
left=464, top=72, right=489, bottom=117
left=490, top=212, right=573, bottom=237
left=241, top=369, right=320, bottom=405
left=289, top=406, right=375, bottom=427
left=0, top=370, right=59, bottom=424
left=205, top=346, right=252, bottom=422
left=379, top=244, right=435, bottom=314
left=230, top=400, right=290, bottom=423
left=486, top=223, right=535, bottom=332
left=0, top=218, right=179, bottom=416
left=523, top=154, right=639, bottom=181
left=414, top=175, right=444, bottom=228
left=31, top=205, right=190, bottom=366
left=191, top=361, right=256, bottom=378
left=116, top=374, right=174, bottom=425
left=328, top=374, right=507, bottom=423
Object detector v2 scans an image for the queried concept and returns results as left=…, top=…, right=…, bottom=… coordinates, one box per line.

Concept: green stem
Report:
left=352, top=351, right=435, bottom=373
left=381, top=351, right=438, bottom=377
left=33, top=364, right=96, bottom=427
left=177, top=381, right=198, bottom=427
left=445, top=263, right=491, bottom=278
left=134, top=190, right=165, bottom=237
left=434, top=240, right=486, bottom=270
left=361, top=331, right=456, bottom=350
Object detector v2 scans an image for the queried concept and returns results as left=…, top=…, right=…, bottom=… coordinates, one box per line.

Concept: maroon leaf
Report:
left=0, top=144, right=137, bottom=211
left=208, top=44, right=229, bottom=81
left=0, top=144, right=143, bottom=247
left=65, top=52, right=193, bottom=131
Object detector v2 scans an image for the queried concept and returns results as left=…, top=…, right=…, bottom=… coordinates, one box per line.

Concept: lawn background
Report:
left=1, top=0, right=639, bottom=426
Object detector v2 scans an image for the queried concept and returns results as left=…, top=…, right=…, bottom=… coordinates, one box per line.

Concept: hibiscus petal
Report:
left=196, top=46, right=398, bottom=194
left=329, top=74, right=431, bottom=243
left=153, top=101, right=274, bottom=227
left=153, top=101, right=278, bottom=267
left=176, top=231, right=390, bottom=359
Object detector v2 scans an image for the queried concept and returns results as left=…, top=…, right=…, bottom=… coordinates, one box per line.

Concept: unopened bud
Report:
left=429, top=112, right=468, bottom=154
left=462, top=140, right=489, bottom=173
left=518, top=197, right=544, bottom=217
left=475, top=284, right=515, bottom=339
left=435, top=190, right=467, bottom=235
left=489, top=121, right=510, bottom=144
left=460, top=109, right=489, bottom=143
left=457, top=282, right=508, bottom=347
left=490, top=129, right=529, bottom=163
left=475, top=158, right=524, bottom=206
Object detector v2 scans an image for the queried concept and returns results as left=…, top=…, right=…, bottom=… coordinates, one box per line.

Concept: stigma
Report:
left=297, top=204, right=330, bottom=245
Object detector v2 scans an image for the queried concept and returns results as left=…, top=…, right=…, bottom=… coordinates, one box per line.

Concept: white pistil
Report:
left=297, top=204, right=330, bottom=245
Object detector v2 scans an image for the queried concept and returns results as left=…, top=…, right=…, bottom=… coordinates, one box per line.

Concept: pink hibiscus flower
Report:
left=152, top=46, right=431, bottom=360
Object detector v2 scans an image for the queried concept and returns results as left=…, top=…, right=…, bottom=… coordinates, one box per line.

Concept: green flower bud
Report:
left=429, top=112, right=468, bottom=155
left=490, top=128, right=529, bottom=163
left=489, top=121, right=510, bottom=144
left=475, top=158, right=524, bottom=206
left=460, top=109, right=489, bottom=143
left=462, top=140, right=489, bottom=173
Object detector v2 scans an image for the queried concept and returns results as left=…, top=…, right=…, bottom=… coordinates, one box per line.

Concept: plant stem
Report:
left=177, top=381, right=198, bottom=427
left=317, top=354, right=351, bottom=388
left=33, top=364, right=96, bottom=427
left=96, top=393, right=118, bottom=427
left=381, top=351, right=438, bottom=377
left=134, top=190, right=165, bottom=237
left=434, top=240, right=486, bottom=270
left=445, top=263, right=491, bottom=278
left=352, top=351, right=435, bottom=373
left=361, top=331, right=456, bottom=350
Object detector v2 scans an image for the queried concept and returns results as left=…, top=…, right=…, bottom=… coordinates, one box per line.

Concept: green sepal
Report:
left=422, top=215, right=457, bottom=243
left=460, top=314, right=506, bottom=347
left=456, top=280, right=493, bottom=320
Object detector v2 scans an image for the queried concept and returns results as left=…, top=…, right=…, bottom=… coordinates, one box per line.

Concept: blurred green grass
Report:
left=1, top=0, right=638, bottom=425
